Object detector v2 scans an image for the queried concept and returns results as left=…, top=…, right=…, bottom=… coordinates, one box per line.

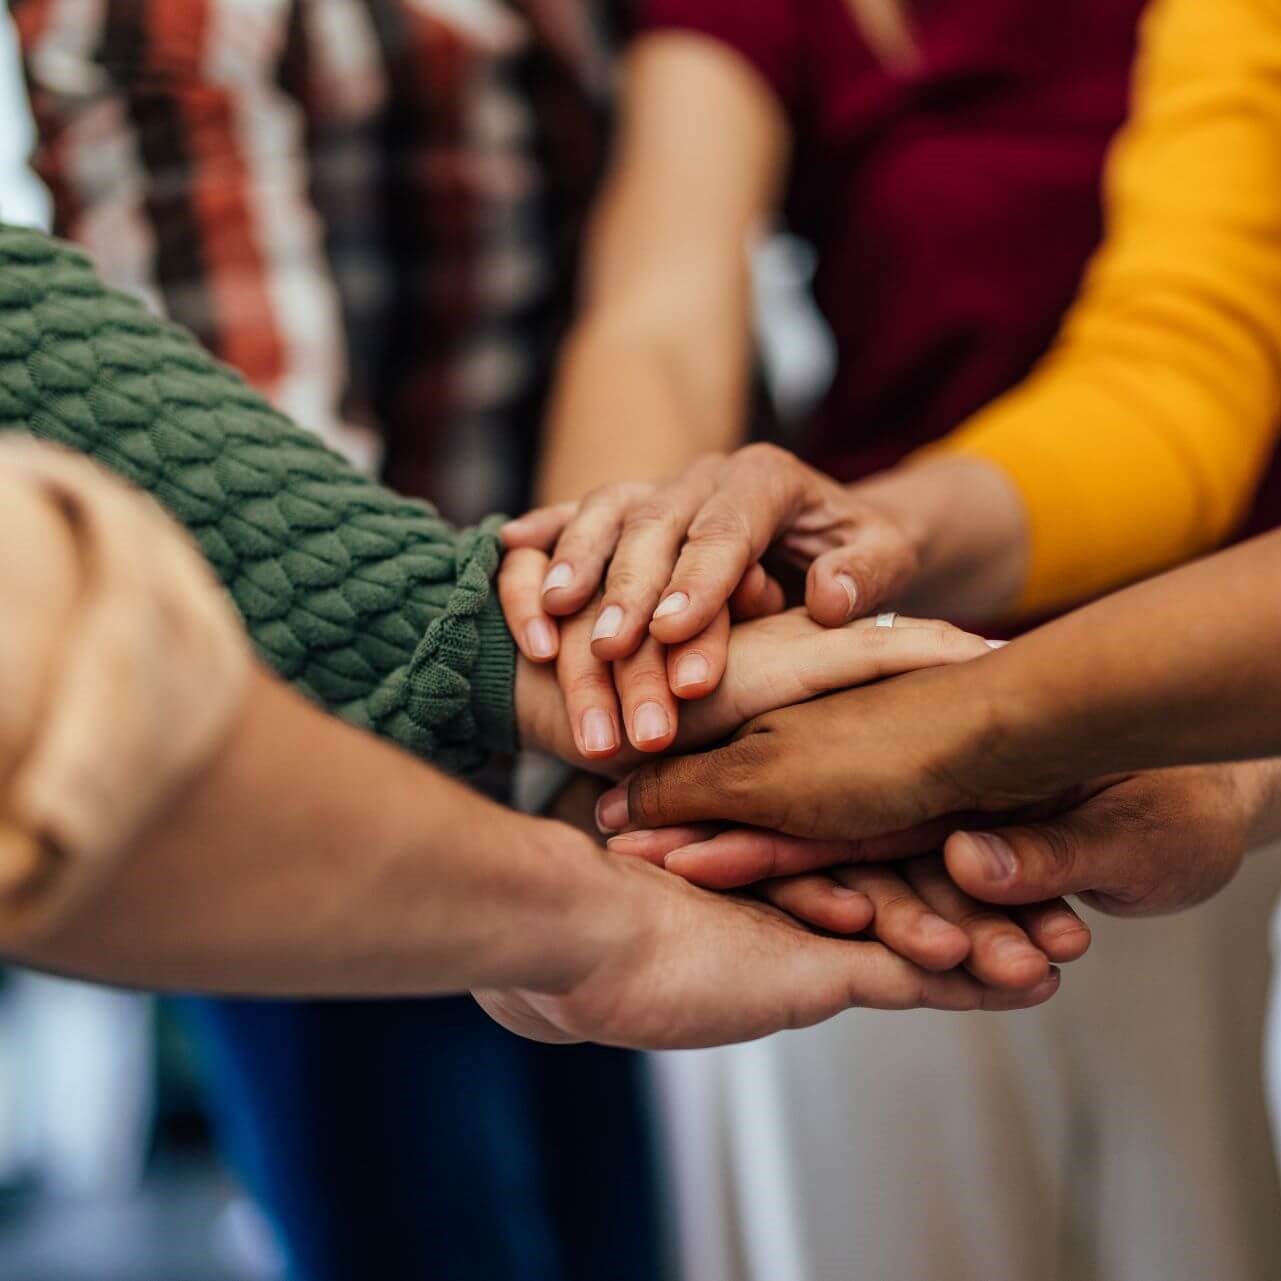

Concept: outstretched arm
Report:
left=8, top=668, right=1061, bottom=1039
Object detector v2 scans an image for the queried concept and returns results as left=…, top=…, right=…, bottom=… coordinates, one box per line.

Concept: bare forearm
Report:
left=537, top=324, right=745, bottom=503
left=850, top=456, right=1029, bottom=625
left=12, top=671, right=616, bottom=996
left=979, top=529, right=1281, bottom=786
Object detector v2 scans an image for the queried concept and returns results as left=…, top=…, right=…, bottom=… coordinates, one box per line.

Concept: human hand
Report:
left=474, top=841, right=1063, bottom=1050
left=500, top=445, right=920, bottom=685
left=608, top=818, right=1089, bottom=991
left=514, top=608, right=996, bottom=767
left=942, top=763, right=1276, bottom=918
left=590, top=654, right=1044, bottom=840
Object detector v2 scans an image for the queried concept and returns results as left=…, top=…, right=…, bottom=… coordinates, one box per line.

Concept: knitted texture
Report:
left=0, top=225, right=516, bottom=772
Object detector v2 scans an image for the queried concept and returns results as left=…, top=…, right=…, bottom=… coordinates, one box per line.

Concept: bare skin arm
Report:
left=7, top=669, right=1060, bottom=1044
left=535, top=34, right=785, bottom=507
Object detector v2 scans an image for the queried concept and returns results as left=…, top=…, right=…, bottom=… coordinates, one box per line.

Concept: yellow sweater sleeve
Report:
left=933, top=0, right=1281, bottom=617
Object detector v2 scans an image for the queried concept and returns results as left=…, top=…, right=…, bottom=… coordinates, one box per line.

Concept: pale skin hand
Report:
left=503, top=33, right=1030, bottom=740
left=505, top=34, right=789, bottom=751
left=503, top=449, right=1028, bottom=676
left=511, top=606, right=1002, bottom=768
left=476, top=858, right=1063, bottom=1049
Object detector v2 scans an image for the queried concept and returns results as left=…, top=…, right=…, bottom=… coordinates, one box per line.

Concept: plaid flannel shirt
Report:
left=12, top=0, right=623, bottom=520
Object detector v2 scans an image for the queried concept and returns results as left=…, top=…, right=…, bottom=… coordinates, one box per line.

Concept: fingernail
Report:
left=633, top=701, right=671, bottom=744
left=596, top=785, right=629, bottom=832
left=672, top=653, right=711, bottom=691
left=835, top=572, right=859, bottom=617
left=985, top=639, right=1009, bottom=650
left=831, top=886, right=865, bottom=901
left=581, top=709, right=617, bottom=755
left=653, top=592, right=689, bottom=621
left=525, top=619, right=556, bottom=659
left=606, top=831, right=649, bottom=848
left=591, top=604, right=624, bottom=642
left=543, top=562, right=574, bottom=593
left=964, top=832, right=1017, bottom=883
left=663, top=844, right=707, bottom=872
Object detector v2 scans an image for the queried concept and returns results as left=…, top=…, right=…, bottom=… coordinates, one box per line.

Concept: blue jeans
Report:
left=179, top=996, right=663, bottom=1281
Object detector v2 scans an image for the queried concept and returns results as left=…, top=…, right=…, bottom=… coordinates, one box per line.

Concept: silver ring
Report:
left=875, top=612, right=898, bottom=629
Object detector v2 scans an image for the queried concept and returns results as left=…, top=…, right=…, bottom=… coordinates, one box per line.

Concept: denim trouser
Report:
left=180, top=995, right=662, bottom=1281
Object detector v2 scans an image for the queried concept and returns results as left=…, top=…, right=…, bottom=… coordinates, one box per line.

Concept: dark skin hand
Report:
left=610, top=762, right=1281, bottom=932
left=596, top=526, right=1281, bottom=844
left=592, top=529, right=1281, bottom=924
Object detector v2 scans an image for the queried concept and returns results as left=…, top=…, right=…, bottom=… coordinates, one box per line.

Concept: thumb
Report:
left=806, top=522, right=919, bottom=625
left=595, top=737, right=776, bottom=833
left=944, top=810, right=1112, bottom=906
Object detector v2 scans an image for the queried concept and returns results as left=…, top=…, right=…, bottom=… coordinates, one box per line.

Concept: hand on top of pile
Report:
left=500, top=445, right=930, bottom=754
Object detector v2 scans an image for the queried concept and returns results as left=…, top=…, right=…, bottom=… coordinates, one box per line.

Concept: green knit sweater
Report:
left=0, top=224, right=516, bottom=772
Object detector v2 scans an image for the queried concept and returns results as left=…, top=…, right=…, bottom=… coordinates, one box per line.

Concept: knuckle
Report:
left=564, top=667, right=612, bottom=698
left=623, top=497, right=681, bottom=533
left=737, top=441, right=789, bottom=471
left=629, top=766, right=673, bottom=825
left=604, top=563, right=647, bottom=595
left=687, top=503, right=753, bottom=548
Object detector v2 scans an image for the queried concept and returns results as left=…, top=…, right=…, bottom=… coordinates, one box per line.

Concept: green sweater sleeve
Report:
left=0, top=224, right=516, bottom=773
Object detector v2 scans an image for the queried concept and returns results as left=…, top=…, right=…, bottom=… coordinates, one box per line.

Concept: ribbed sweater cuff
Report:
left=473, top=588, right=518, bottom=754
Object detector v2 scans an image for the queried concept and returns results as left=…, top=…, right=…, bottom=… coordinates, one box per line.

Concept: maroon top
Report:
left=639, top=0, right=1147, bottom=482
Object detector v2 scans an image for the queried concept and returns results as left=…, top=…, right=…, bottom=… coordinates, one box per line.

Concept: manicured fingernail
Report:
left=964, top=832, right=1017, bottom=883
left=543, top=562, right=574, bottom=593
left=653, top=592, right=689, bottom=621
left=581, top=709, right=617, bottom=755
left=633, top=701, right=671, bottom=744
left=672, top=653, right=711, bottom=691
left=591, top=604, right=624, bottom=642
left=835, top=572, right=859, bottom=616
left=596, top=786, right=629, bottom=832
left=525, top=619, right=556, bottom=659
left=985, top=639, right=1009, bottom=650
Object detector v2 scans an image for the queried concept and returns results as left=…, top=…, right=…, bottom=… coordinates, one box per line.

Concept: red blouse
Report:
left=639, top=0, right=1147, bottom=481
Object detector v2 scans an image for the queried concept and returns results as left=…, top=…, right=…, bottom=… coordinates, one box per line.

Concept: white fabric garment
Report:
left=655, top=840, right=1281, bottom=1281
left=0, top=9, right=50, bottom=230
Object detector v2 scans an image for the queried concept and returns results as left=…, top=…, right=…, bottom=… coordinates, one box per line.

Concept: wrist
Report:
left=941, top=645, right=1098, bottom=809
left=851, top=456, right=1029, bottom=622
left=492, top=816, right=644, bottom=995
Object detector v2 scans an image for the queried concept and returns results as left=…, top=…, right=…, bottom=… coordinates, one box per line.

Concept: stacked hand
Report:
left=500, top=440, right=1276, bottom=1017
left=501, top=446, right=926, bottom=753
left=502, top=452, right=1087, bottom=1006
